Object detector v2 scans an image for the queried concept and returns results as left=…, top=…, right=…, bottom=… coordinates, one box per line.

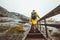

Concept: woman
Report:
left=29, top=10, right=40, bottom=32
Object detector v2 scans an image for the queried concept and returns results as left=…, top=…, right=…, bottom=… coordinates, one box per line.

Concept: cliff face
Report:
left=0, top=6, right=29, bottom=21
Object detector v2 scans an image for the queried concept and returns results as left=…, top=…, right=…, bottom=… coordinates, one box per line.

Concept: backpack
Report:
left=31, top=12, right=36, bottom=19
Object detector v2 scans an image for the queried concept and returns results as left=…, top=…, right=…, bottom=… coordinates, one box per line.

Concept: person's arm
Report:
left=38, top=15, right=40, bottom=18
left=36, top=12, right=40, bottom=18
left=36, top=12, right=40, bottom=22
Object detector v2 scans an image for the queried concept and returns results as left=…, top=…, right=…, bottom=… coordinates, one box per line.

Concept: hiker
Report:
left=29, top=10, right=40, bottom=32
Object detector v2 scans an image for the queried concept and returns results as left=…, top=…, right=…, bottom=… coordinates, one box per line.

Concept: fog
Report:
left=0, top=0, right=60, bottom=21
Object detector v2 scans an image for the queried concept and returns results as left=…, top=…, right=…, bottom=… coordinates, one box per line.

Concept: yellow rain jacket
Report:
left=30, top=12, right=40, bottom=24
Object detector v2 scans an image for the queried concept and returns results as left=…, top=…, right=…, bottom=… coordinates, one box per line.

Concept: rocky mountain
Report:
left=0, top=6, right=29, bottom=22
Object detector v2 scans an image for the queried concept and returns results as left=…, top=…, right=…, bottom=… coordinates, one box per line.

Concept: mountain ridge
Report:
left=0, top=6, right=29, bottom=21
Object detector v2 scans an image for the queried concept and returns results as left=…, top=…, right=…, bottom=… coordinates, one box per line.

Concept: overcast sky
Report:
left=0, top=0, right=60, bottom=21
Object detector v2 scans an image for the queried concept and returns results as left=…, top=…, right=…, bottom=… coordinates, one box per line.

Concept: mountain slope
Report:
left=0, top=6, right=29, bottom=21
